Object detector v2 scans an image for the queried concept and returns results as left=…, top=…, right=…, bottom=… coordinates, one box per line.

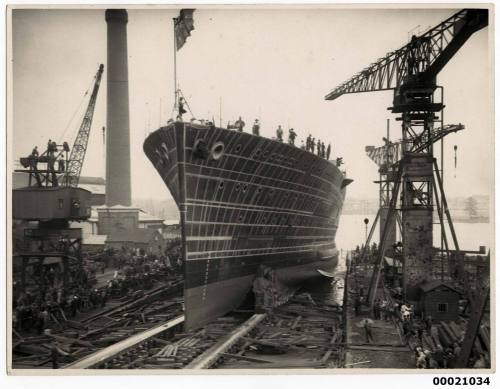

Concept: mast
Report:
left=173, top=17, right=178, bottom=116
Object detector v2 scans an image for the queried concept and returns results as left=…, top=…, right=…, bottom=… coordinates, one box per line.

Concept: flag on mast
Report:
left=175, top=9, right=195, bottom=50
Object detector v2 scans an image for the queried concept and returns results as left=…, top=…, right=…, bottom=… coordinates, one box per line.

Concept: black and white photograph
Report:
left=6, top=3, right=494, bottom=374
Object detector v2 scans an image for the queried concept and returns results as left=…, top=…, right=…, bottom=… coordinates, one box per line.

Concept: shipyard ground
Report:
left=344, top=263, right=414, bottom=368
left=11, top=255, right=489, bottom=370
left=11, top=265, right=410, bottom=370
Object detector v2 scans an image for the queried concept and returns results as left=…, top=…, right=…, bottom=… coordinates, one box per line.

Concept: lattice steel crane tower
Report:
left=364, top=123, right=465, bottom=274
left=325, top=9, right=488, bottom=302
left=13, top=64, right=104, bottom=292
left=66, top=64, right=105, bottom=187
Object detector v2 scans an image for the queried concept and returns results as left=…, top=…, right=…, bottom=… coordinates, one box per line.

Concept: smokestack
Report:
left=105, top=9, right=131, bottom=206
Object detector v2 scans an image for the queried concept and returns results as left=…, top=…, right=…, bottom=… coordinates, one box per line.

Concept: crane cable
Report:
left=56, top=71, right=98, bottom=145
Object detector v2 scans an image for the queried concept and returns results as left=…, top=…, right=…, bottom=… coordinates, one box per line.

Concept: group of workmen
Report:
left=229, top=117, right=332, bottom=160
left=303, top=135, right=331, bottom=159
left=13, top=286, right=107, bottom=335
left=350, top=245, right=490, bottom=369
left=353, top=281, right=489, bottom=369
left=12, top=246, right=182, bottom=337
left=29, top=139, right=70, bottom=172
left=352, top=243, right=380, bottom=265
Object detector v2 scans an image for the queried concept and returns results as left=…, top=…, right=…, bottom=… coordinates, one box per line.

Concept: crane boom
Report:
left=365, top=124, right=465, bottom=169
left=66, top=64, right=104, bottom=187
left=325, top=9, right=488, bottom=101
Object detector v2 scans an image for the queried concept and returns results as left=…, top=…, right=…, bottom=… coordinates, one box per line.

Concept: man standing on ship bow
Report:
left=276, top=125, right=284, bottom=142
left=252, top=119, right=260, bottom=135
left=235, top=116, right=245, bottom=132
left=306, top=134, right=312, bottom=151
left=288, top=128, right=297, bottom=145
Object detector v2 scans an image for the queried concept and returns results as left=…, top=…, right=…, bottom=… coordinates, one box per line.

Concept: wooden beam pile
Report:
left=215, top=294, right=345, bottom=369
left=12, top=280, right=184, bottom=369
left=408, top=318, right=490, bottom=366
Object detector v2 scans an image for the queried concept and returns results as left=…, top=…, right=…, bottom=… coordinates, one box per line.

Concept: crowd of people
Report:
left=12, top=245, right=183, bottom=336
left=226, top=117, right=334, bottom=161
left=351, top=243, right=380, bottom=265
left=350, top=241, right=489, bottom=369
left=354, top=288, right=488, bottom=368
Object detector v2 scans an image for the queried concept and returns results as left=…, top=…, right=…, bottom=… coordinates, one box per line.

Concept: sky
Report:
left=11, top=6, right=493, bottom=202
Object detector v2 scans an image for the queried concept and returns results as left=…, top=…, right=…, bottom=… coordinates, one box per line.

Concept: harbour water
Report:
left=300, top=214, right=491, bottom=306
left=336, top=214, right=492, bottom=253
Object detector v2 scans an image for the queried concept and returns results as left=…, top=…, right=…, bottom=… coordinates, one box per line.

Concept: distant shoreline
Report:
left=341, top=212, right=490, bottom=224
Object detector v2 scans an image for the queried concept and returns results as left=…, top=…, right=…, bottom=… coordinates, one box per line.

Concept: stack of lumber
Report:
left=216, top=294, right=345, bottom=369
left=12, top=281, right=184, bottom=369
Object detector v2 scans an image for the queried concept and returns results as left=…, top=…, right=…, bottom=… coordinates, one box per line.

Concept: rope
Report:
left=177, top=89, right=195, bottom=119
left=169, top=88, right=196, bottom=121
left=56, top=72, right=97, bottom=144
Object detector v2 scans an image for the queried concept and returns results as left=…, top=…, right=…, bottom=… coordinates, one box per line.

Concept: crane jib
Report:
left=66, top=64, right=105, bottom=187
left=325, top=8, right=488, bottom=101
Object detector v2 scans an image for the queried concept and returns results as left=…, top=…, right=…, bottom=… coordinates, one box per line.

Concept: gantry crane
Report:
left=362, top=123, right=465, bottom=268
left=326, top=8, right=487, bottom=302
left=325, top=8, right=489, bottom=367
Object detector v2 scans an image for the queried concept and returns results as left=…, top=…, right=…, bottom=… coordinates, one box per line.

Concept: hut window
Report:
left=437, top=303, right=448, bottom=312
left=58, top=199, right=64, bottom=209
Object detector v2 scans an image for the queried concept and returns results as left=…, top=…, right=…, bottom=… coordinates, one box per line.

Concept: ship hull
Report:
left=186, top=258, right=337, bottom=326
left=144, top=122, right=347, bottom=329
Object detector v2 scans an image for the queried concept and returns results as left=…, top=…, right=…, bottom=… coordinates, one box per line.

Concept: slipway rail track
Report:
left=64, top=292, right=346, bottom=370
left=65, top=316, right=186, bottom=369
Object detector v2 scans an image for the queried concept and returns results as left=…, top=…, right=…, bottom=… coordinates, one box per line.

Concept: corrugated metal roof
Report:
left=419, top=280, right=460, bottom=294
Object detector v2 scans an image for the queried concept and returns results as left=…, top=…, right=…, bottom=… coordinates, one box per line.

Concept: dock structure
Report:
left=343, top=262, right=414, bottom=369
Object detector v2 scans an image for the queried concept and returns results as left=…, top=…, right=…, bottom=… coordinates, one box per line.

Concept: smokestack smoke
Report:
left=105, top=9, right=131, bottom=206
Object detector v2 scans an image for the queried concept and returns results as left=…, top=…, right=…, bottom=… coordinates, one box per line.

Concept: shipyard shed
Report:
left=106, top=229, right=166, bottom=255
left=418, top=280, right=460, bottom=322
